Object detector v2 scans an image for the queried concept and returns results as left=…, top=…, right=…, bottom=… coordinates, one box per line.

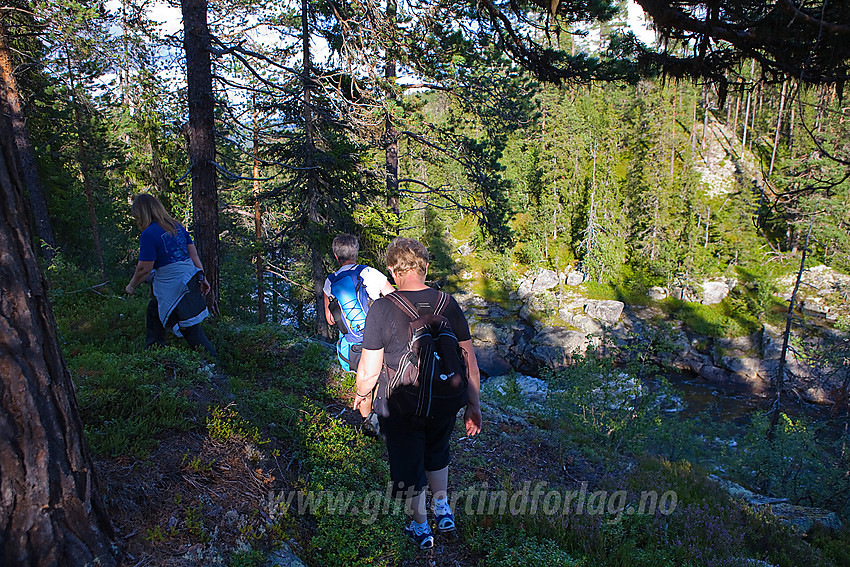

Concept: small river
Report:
left=664, top=370, right=849, bottom=449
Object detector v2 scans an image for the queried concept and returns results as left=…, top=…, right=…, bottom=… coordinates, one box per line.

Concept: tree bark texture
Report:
left=0, top=20, right=56, bottom=263
left=182, top=0, right=220, bottom=314
left=0, top=104, right=116, bottom=566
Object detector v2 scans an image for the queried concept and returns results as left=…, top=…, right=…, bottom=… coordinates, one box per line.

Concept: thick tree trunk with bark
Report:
left=182, top=0, right=220, bottom=313
left=0, top=103, right=117, bottom=567
left=0, top=20, right=56, bottom=263
left=301, top=0, right=329, bottom=338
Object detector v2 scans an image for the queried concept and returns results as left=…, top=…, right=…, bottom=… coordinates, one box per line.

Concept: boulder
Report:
left=761, top=324, right=784, bottom=360
left=520, top=292, right=558, bottom=329
left=483, top=374, right=550, bottom=404
left=532, top=270, right=560, bottom=292
left=699, top=363, right=735, bottom=385
left=801, top=297, right=829, bottom=318
left=671, top=285, right=699, bottom=303
left=798, top=385, right=832, bottom=405
left=565, top=270, right=585, bottom=286
left=769, top=502, right=843, bottom=533
left=529, top=328, right=596, bottom=367
left=672, top=349, right=714, bottom=375
left=474, top=347, right=514, bottom=378
left=265, top=542, right=308, bottom=567
left=584, top=300, right=624, bottom=323
left=648, top=286, right=668, bottom=301
left=471, top=320, right=513, bottom=345
left=511, top=323, right=537, bottom=352
left=516, top=278, right=534, bottom=300
left=558, top=309, right=603, bottom=334
left=715, top=351, right=764, bottom=381
left=702, top=280, right=730, bottom=305
left=715, top=332, right=762, bottom=353
left=709, top=476, right=842, bottom=533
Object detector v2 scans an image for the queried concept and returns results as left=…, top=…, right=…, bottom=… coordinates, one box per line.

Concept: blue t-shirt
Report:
left=139, top=222, right=193, bottom=269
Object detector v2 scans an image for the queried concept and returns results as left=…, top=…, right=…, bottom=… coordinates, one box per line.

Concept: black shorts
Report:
left=378, top=412, right=457, bottom=498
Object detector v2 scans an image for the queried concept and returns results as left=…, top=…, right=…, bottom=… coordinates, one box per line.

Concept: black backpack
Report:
left=384, top=291, right=469, bottom=417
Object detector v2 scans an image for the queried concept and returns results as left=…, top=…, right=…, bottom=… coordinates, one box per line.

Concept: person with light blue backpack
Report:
left=323, top=234, right=395, bottom=373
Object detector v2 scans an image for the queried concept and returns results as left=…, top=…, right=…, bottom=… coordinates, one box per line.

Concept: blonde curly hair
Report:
left=385, top=237, right=429, bottom=276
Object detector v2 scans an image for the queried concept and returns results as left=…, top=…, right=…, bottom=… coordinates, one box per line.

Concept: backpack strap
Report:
left=433, top=291, right=450, bottom=317
left=352, top=264, right=367, bottom=287
left=386, top=290, right=450, bottom=320
left=386, top=292, right=419, bottom=320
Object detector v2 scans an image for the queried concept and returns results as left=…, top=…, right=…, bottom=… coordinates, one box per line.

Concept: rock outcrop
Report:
left=709, top=476, right=843, bottom=534
left=462, top=266, right=849, bottom=404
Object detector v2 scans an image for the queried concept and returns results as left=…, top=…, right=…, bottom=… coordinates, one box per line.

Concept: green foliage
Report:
left=735, top=413, right=850, bottom=519
left=308, top=514, right=408, bottom=567
left=207, top=405, right=263, bottom=445
left=49, top=264, right=147, bottom=354
left=809, top=526, right=850, bottom=567
left=229, top=549, right=266, bottom=567
left=181, top=453, right=214, bottom=474
left=289, top=401, right=410, bottom=566
left=214, top=322, right=332, bottom=387
left=296, top=401, right=387, bottom=492
left=661, top=298, right=761, bottom=338
left=583, top=272, right=650, bottom=305
left=184, top=504, right=210, bottom=543
left=71, top=348, right=205, bottom=456
left=545, top=352, right=664, bottom=453
left=145, top=524, right=176, bottom=543
left=241, top=388, right=302, bottom=440
left=467, top=526, right=581, bottom=567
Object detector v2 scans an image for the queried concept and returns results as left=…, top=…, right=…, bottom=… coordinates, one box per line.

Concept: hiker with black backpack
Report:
left=353, top=237, right=482, bottom=550
left=323, top=234, right=395, bottom=373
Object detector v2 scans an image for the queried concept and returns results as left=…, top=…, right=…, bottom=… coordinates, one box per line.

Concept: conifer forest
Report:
left=1, top=1, right=850, bottom=565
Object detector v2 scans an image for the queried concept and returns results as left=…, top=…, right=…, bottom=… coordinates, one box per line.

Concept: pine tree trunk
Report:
left=0, top=21, right=56, bottom=263
left=749, top=83, right=759, bottom=151
left=669, top=82, right=677, bottom=178
left=770, top=218, right=814, bottom=439
left=65, top=53, right=106, bottom=281
left=690, top=97, right=697, bottom=155
left=701, top=84, right=709, bottom=150
left=768, top=79, right=787, bottom=177
left=384, top=0, right=400, bottom=232
left=301, top=0, right=329, bottom=338
left=252, top=105, right=265, bottom=324
left=789, top=99, right=795, bottom=158
left=0, top=104, right=117, bottom=567
left=182, top=0, right=220, bottom=314
left=733, top=81, right=740, bottom=136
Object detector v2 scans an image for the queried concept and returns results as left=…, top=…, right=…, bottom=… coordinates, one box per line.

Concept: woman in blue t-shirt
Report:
left=125, top=194, right=216, bottom=358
